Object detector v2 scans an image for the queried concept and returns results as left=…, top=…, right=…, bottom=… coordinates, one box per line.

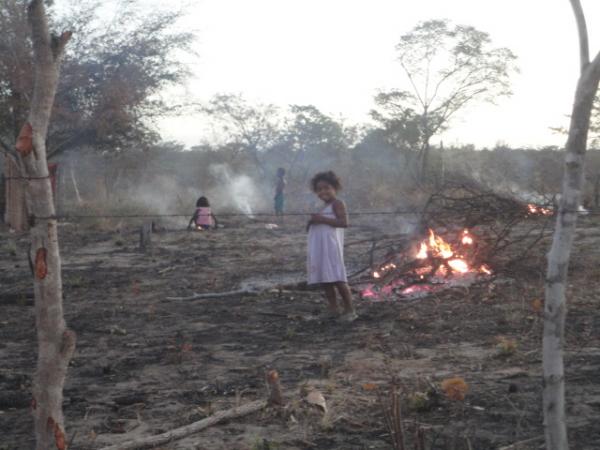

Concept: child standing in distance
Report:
left=307, top=171, right=357, bottom=322
left=188, top=196, right=218, bottom=230
left=274, top=168, right=286, bottom=222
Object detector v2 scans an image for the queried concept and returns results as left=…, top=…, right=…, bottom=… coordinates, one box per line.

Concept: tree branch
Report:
left=399, top=59, right=427, bottom=109
left=431, top=88, right=488, bottom=135
left=51, top=31, right=72, bottom=59
left=429, top=64, right=462, bottom=106
left=570, top=0, right=590, bottom=71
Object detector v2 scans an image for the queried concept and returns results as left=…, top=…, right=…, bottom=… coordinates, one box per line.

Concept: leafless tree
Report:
left=375, top=20, right=517, bottom=182
left=16, top=1, right=76, bottom=448
left=201, top=93, right=281, bottom=175
left=543, top=2, right=600, bottom=449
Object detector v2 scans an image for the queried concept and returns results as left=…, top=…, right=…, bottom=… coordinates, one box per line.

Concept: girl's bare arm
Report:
left=310, top=200, right=348, bottom=228
left=188, top=211, right=197, bottom=229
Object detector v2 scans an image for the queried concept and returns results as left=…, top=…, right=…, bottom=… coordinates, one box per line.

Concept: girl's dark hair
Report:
left=277, top=167, right=286, bottom=177
left=196, top=196, right=210, bottom=207
left=311, top=171, right=342, bottom=192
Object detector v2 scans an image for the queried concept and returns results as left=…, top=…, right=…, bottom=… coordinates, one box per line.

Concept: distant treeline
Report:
left=36, top=142, right=600, bottom=219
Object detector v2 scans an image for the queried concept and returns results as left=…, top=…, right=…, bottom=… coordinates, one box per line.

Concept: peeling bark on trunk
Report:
left=543, top=2, right=600, bottom=449
left=19, top=2, right=75, bottom=449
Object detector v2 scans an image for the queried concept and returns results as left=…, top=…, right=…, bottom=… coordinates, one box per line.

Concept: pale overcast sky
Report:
left=147, top=1, right=600, bottom=148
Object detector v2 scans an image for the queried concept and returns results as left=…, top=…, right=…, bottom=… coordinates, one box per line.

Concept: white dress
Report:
left=307, top=203, right=347, bottom=284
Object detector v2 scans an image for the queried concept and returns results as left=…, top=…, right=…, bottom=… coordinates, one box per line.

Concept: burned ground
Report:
left=1, top=216, right=600, bottom=449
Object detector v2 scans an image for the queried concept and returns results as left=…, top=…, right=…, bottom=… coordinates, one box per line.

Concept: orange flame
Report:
left=364, top=228, right=492, bottom=299
left=416, top=242, right=428, bottom=259
left=416, top=229, right=455, bottom=260
left=427, top=229, right=454, bottom=259
left=414, top=229, right=487, bottom=275
left=370, top=228, right=493, bottom=288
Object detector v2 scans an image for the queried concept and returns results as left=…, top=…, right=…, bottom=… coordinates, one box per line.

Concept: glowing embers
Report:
left=361, top=228, right=492, bottom=301
left=372, top=262, right=396, bottom=279
left=480, top=265, right=492, bottom=275
left=527, top=203, right=553, bottom=216
left=461, top=229, right=474, bottom=245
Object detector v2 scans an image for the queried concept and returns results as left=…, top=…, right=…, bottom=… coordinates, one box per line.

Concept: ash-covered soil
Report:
left=1, top=215, right=600, bottom=449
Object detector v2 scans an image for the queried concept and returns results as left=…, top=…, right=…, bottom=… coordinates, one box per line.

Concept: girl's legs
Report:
left=335, top=282, right=356, bottom=316
left=323, top=283, right=340, bottom=314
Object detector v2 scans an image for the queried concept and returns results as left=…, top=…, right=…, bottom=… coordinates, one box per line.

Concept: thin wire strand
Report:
left=35, top=210, right=421, bottom=220
left=4, top=176, right=52, bottom=180
left=28, top=209, right=600, bottom=221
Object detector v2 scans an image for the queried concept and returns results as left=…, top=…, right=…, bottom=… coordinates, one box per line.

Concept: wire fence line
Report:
left=3, top=176, right=52, bottom=180
left=31, top=210, right=423, bottom=221
left=23, top=208, right=600, bottom=222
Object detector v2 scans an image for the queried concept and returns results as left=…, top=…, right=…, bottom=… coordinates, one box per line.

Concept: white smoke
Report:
left=208, top=164, right=259, bottom=217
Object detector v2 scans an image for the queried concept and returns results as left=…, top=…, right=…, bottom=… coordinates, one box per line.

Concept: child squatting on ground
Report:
left=188, top=196, right=218, bottom=230
left=306, top=171, right=357, bottom=322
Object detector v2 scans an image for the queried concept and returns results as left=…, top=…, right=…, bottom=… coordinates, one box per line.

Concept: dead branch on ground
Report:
left=98, top=370, right=283, bottom=450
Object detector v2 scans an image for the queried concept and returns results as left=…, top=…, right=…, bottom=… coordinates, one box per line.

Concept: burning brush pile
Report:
left=360, top=182, right=556, bottom=301
left=361, top=228, right=492, bottom=300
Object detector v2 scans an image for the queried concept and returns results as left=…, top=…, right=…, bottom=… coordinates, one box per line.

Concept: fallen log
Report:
left=98, top=370, right=283, bottom=450
left=165, top=289, right=258, bottom=301
left=497, top=435, right=544, bottom=450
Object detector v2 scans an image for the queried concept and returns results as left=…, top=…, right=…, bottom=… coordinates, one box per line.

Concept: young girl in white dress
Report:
left=307, top=171, right=357, bottom=322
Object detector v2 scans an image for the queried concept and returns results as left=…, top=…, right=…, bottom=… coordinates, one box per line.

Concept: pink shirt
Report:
left=195, top=207, right=213, bottom=227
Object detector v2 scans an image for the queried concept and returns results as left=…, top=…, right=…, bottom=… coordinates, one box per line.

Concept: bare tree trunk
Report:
left=69, top=163, right=83, bottom=206
left=543, top=2, right=600, bottom=449
left=417, top=108, right=432, bottom=184
left=17, top=2, right=75, bottom=449
left=418, top=136, right=431, bottom=184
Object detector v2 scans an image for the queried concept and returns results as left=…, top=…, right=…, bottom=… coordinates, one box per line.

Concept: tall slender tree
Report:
left=375, top=20, right=517, bottom=182
left=543, top=2, right=600, bottom=449
left=17, top=1, right=75, bottom=448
